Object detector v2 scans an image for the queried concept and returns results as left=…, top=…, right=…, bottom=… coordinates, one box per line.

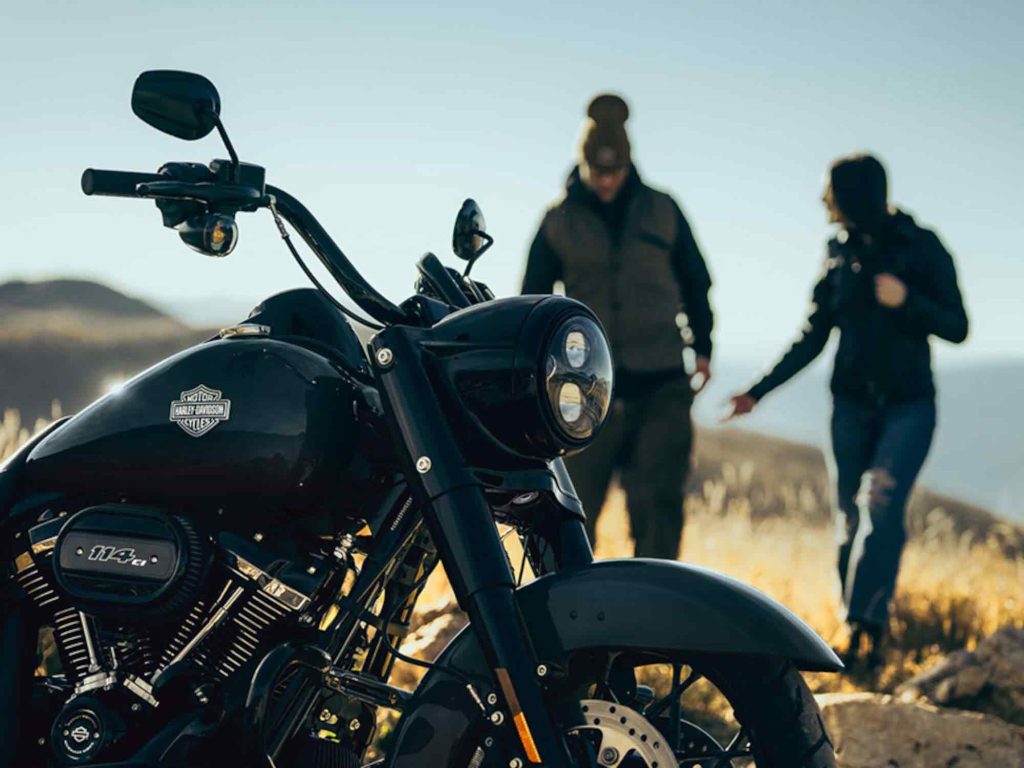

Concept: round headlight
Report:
left=544, top=316, right=613, bottom=443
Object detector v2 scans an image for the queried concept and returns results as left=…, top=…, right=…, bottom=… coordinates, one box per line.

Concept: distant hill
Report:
left=693, top=358, right=1024, bottom=523
left=0, top=278, right=197, bottom=344
left=0, top=279, right=212, bottom=420
left=692, top=428, right=1023, bottom=556
left=0, top=279, right=169, bottom=318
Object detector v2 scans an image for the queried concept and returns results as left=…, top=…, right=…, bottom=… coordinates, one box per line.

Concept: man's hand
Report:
left=722, top=393, right=757, bottom=421
left=875, top=273, right=907, bottom=308
left=690, top=355, right=712, bottom=395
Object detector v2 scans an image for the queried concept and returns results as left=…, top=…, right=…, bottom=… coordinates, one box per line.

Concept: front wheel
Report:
left=461, top=651, right=835, bottom=768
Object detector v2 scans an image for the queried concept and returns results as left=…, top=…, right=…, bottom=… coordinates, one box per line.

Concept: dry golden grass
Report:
left=1, top=405, right=61, bottom=463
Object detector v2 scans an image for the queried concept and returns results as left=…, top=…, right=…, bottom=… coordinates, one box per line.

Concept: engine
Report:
left=13, top=503, right=333, bottom=765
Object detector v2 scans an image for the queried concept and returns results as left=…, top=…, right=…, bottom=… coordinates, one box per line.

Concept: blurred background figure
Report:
left=522, top=93, right=714, bottom=559
left=726, top=154, right=969, bottom=665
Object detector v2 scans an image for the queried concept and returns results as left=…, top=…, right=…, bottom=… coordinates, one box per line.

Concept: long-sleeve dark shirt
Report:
left=748, top=211, right=968, bottom=404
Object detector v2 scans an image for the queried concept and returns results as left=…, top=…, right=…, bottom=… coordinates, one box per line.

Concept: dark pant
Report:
left=565, top=376, right=694, bottom=559
left=830, top=396, right=936, bottom=629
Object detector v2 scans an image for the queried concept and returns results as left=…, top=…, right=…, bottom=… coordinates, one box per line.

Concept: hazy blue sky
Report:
left=2, top=0, right=1021, bottom=363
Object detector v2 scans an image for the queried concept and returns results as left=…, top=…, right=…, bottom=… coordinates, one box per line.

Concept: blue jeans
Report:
left=830, top=396, right=936, bottom=628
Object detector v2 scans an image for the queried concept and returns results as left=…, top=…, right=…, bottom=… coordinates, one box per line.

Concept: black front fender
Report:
left=518, top=558, right=841, bottom=672
left=386, top=558, right=840, bottom=767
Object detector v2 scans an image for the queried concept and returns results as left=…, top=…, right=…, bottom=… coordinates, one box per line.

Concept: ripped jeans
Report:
left=830, top=396, right=936, bottom=629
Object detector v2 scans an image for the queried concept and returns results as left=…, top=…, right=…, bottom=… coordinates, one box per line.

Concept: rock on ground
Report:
left=817, top=692, right=1024, bottom=767
left=896, top=624, right=1024, bottom=726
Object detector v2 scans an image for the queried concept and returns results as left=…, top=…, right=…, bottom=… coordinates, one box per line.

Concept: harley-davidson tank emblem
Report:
left=169, top=385, right=232, bottom=437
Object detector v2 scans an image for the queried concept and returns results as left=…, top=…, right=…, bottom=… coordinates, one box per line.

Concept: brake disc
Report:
left=567, top=699, right=669, bottom=767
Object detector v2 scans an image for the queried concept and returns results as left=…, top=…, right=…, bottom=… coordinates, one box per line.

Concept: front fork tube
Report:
left=425, top=486, right=570, bottom=767
left=371, top=328, right=572, bottom=767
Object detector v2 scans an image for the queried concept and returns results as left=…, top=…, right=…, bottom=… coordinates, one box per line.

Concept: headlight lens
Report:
left=545, top=316, right=613, bottom=443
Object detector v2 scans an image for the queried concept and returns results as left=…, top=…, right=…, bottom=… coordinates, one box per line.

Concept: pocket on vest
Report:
left=636, top=230, right=673, bottom=251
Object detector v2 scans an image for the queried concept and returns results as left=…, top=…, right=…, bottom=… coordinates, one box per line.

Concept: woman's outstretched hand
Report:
left=722, top=393, right=758, bottom=422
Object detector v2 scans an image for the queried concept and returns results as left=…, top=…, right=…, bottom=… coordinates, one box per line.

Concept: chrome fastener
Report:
left=415, top=456, right=432, bottom=474
left=376, top=348, right=394, bottom=367
left=489, top=711, right=505, bottom=725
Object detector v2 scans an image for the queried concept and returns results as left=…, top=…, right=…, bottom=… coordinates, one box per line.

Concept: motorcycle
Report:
left=0, top=71, right=841, bottom=768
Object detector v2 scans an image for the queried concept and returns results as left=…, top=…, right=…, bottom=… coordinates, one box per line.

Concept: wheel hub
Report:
left=567, top=699, right=668, bottom=768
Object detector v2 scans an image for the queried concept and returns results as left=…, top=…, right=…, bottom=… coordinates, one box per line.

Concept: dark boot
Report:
left=864, top=623, right=885, bottom=669
left=840, top=625, right=864, bottom=668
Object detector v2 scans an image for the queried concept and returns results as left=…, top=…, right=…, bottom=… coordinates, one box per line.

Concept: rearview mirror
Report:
left=131, top=70, right=221, bottom=141
left=452, top=199, right=492, bottom=266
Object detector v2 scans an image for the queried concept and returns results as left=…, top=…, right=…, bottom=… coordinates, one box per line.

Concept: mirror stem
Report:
left=463, top=230, right=494, bottom=277
left=210, top=113, right=240, bottom=183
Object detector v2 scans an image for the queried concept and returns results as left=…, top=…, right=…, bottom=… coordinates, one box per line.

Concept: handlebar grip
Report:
left=81, top=168, right=166, bottom=198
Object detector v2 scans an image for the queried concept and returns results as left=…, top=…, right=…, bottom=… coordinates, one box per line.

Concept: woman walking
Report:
left=727, top=154, right=968, bottom=665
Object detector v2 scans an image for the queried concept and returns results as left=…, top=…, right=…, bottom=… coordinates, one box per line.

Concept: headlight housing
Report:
left=425, top=295, right=614, bottom=461
left=543, top=316, right=612, bottom=444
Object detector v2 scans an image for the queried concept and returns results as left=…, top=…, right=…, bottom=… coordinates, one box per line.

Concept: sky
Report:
left=1, top=0, right=1022, bottom=364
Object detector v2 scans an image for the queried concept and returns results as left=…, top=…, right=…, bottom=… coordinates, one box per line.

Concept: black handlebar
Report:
left=81, top=167, right=414, bottom=328
left=81, top=168, right=166, bottom=197
left=266, top=185, right=411, bottom=327
left=136, top=180, right=266, bottom=207
left=417, top=252, right=470, bottom=309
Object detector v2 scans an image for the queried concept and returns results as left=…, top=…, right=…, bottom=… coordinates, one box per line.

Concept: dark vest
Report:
left=542, top=184, right=685, bottom=372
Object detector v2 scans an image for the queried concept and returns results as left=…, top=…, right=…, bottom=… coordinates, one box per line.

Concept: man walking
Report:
left=521, top=93, right=713, bottom=559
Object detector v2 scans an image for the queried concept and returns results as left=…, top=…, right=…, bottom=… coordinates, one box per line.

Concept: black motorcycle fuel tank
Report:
left=22, top=337, right=361, bottom=515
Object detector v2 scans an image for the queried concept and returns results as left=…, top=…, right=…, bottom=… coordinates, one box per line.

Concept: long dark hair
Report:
left=826, top=154, right=889, bottom=232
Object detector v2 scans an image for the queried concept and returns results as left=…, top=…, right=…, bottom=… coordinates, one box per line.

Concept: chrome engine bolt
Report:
left=489, top=711, right=505, bottom=725
left=375, top=348, right=394, bottom=367
left=415, top=456, right=432, bottom=474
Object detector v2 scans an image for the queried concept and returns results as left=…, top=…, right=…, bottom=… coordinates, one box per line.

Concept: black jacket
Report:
left=749, top=211, right=968, bottom=404
left=522, top=166, right=714, bottom=363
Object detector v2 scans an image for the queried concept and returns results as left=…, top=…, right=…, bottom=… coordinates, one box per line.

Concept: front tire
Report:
left=702, top=656, right=835, bottom=767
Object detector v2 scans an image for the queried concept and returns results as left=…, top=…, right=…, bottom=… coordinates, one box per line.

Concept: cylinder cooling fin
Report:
left=11, top=499, right=332, bottom=763
left=14, top=538, right=94, bottom=684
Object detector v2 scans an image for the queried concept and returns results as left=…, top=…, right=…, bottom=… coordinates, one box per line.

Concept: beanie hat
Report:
left=580, top=94, right=631, bottom=170
left=827, top=153, right=889, bottom=232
